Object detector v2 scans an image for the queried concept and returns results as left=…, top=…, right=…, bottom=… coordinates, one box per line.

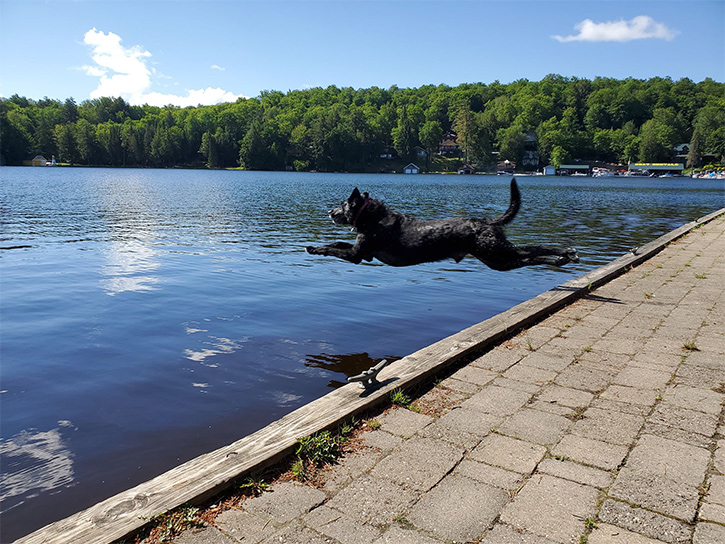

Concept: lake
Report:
left=1, top=167, right=723, bottom=540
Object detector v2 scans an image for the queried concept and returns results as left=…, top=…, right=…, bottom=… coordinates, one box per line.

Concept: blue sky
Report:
left=1, top=0, right=723, bottom=105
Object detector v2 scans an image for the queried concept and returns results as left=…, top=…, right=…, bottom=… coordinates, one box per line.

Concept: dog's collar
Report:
left=352, top=197, right=372, bottom=227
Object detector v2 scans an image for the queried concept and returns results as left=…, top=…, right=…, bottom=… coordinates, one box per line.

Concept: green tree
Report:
left=1, top=106, right=34, bottom=164
left=550, top=145, right=570, bottom=168
left=638, top=122, right=668, bottom=162
left=498, top=125, right=526, bottom=164
left=453, top=107, right=476, bottom=163
left=419, top=120, right=443, bottom=171
left=74, top=119, right=97, bottom=165
left=199, top=130, right=220, bottom=168
left=687, top=128, right=703, bottom=168
left=392, top=106, right=412, bottom=159
left=693, top=103, right=725, bottom=163
left=239, top=120, right=267, bottom=170
left=96, top=122, right=123, bottom=165
left=54, top=124, right=77, bottom=164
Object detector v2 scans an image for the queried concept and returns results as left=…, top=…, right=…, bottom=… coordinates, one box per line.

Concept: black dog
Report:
left=306, top=179, right=579, bottom=271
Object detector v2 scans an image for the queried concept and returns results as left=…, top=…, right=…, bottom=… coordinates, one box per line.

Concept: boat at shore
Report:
left=692, top=170, right=725, bottom=179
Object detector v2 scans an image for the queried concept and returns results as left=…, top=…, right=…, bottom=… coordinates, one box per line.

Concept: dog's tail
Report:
left=492, top=178, right=521, bottom=225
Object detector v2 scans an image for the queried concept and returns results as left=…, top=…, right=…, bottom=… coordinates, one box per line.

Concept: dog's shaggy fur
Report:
left=306, top=179, right=579, bottom=271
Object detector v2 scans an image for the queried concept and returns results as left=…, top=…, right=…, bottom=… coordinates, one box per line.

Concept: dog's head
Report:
left=329, top=187, right=371, bottom=226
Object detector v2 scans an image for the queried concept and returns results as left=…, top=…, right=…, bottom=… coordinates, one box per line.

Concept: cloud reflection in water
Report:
left=101, top=240, right=160, bottom=296
left=0, top=422, right=75, bottom=510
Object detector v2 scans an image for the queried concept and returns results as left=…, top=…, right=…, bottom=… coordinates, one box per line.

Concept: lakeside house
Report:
left=379, top=147, right=397, bottom=159
left=438, top=132, right=461, bottom=157
left=31, top=155, right=48, bottom=166
left=457, top=163, right=475, bottom=175
left=558, top=164, right=590, bottom=176
left=25, top=155, right=56, bottom=166
left=496, top=160, right=515, bottom=174
left=403, top=163, right=420, bottom=174
left=522, top=132, right=540, bottom=168
left=627, top=162, right=684, bottom=176
left=413, top=146, right=427, bottom=159
left=543, top=165, right=557, bottom=176
left=673, top=144, right=690, bottom=164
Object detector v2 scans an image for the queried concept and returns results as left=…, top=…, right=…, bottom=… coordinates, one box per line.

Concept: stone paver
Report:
left=175, top=214, right=725, bottom=544
left=407, top=475, right=508, bottom=542
left=571, top=406, right=644, bottom=446
left=537, top=458, right=614, bottom=489
left=370, top=436, right=464, bottom=491
left=242, top=482, right=326, bottom=524
left=609, top=467, right=700, bottom=521
left=461, top=385, right=532, bottom=416
left=324, top=475, right=418, bottom=528
left=598, top=500, right=693, bottom=544
left=500, top=475, right=600, bottom=543
left=662, top=384, right=723, bottom=415
left=213, top=509, right=277, bottom=543
left=469, top=433, right=547, bottom=474
left=481, top=523, right=559, bottom=544
left=498, top=408, right=571, bottom=445
left=378, top=407, right=433, bottom=437
left=454, top=458, right=525, bottom=492
left=650, top=403, right=719, bottom=437
left=304, top=505, right=382, bottom=544
left=589, top=523, right=669, bottom=544
left=692, top=522, right=725, bottom=544
left=371, top=525, right=444, bottom=544
left=552, top=434, right=629, bottom=471
left=623, top=435, right=710, bottom=487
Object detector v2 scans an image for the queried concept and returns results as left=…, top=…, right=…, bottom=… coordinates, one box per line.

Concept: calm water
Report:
left=1, top=167, right=723, bottom=539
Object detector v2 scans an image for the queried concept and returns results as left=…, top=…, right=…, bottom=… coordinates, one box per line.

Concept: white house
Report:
left=403, top=163, right=420, bottom=174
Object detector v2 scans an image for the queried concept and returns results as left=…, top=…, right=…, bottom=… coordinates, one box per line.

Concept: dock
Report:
left=19, top=209, right=724, bottom=544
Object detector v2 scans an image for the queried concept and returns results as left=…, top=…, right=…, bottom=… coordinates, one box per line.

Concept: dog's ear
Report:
left=350, top=187, right=361, bottom=201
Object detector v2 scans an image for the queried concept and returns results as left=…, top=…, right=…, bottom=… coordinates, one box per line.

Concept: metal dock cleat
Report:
left=347, top=359, right=389, bottom=390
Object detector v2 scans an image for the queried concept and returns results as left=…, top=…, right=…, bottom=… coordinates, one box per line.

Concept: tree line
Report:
left=2, top=75, right=723, bottom=171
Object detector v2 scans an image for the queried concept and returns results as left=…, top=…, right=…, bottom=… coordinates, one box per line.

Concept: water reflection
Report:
left=101, top=240, right=160, bottom=295
left=97, top=178, right=163, bottom=296
left=305, top=353, right=399, bottom=388
left=0, top=422, right=76, bottom=510
left=184, top=336, right=248, bottom=366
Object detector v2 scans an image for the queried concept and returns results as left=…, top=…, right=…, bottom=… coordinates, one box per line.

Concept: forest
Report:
left=1, top=75, right=723, bottom=172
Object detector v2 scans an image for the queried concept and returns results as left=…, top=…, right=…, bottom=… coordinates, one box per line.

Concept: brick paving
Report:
left=176, top=215, right=725, bottom=544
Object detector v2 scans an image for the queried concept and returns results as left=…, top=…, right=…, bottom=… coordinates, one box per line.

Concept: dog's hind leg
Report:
left=474, top=244, right=579, bottom=271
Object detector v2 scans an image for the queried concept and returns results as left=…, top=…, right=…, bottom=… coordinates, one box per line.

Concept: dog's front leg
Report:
left=306, top=240, right=369, bottom=264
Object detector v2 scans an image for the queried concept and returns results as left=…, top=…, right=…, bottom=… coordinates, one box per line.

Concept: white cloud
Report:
left=553, top=15, right=679, bottom=43
left=83, top=28, right=152, bottom=98
left=210, top=64, right=225, bottom=71
left=82, top=28, right=243, bottom=106
left=141, top=87, right=242, bottom=107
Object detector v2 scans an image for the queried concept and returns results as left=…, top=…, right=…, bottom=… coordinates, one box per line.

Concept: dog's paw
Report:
left=567, top=249, right=580, bottom=263
left=306, top=246, right=323, bottom=255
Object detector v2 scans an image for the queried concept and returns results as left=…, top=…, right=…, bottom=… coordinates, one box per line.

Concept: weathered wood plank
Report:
left=17, top=208, right=724, bottom=544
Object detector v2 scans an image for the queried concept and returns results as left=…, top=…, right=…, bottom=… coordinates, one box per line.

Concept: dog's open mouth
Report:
left=329, top=210, right=347, bottom=225
left=329, top=209, right=348, bottom=225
